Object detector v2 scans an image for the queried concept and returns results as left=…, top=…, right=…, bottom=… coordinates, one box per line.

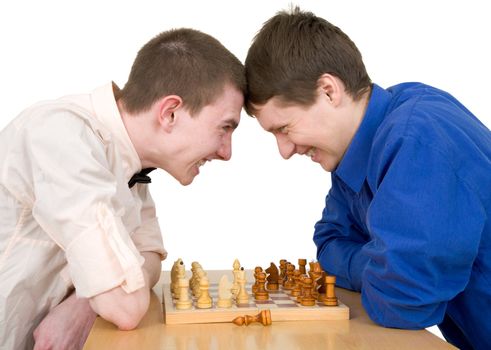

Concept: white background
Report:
left=1, top=1, right=490, bottom=274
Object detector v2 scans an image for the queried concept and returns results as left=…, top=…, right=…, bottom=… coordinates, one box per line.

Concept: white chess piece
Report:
left=236, top=269, right=250, bottom=305
left=196, top=276, right=212, bottom=309
left=175, top=277, right=192, bottom=310
left=231, top=259, right=241, bottom=297
left=217, top=275, right=233, bottom=308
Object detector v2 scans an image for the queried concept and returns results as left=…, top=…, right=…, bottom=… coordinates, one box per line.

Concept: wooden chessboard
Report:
left=162, top=273, right=349, bottom=325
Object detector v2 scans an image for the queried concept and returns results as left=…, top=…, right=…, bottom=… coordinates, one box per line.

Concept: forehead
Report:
left=253, top=97, right=298, bottom=130
left=197, top=85, right=243, bottom=123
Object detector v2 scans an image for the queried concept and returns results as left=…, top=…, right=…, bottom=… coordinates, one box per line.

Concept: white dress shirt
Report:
left=0, top=83, right=166, bottom=349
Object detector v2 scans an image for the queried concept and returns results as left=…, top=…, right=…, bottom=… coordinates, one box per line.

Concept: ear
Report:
left=317, top=74, right=343, bottom=107
left=155, top=95, right=183, bottom=132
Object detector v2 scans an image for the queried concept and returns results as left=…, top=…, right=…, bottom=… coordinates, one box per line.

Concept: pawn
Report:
left=196, top=276, right=212, bottom=309
left=323, top=275, right=339, bottom=306
left=300, top=277, right=316, bottom=306
left=254, top=271, right=269, bottom=301
left=296, top=275, right=307, bottom=303
left=279, top=259, right=288, bottom=286
left=232, top=310, right=272, bottom=326
left=290, top=270, right=302, bottom=297
left=283, top=263, right=296, bottom=290
left=252, top=266, right=263, bottom=294
left=175, top=277, right=192, bottom=310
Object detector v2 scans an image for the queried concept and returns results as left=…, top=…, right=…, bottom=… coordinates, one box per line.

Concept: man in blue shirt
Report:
left=244, top=7, right=491, bottom=350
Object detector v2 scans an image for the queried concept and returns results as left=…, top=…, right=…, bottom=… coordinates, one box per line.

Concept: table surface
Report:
left=84, top=271, right=456, bottom=350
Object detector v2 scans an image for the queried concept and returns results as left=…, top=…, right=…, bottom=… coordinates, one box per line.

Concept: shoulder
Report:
left=9, top=99, right=108, bottom=146
left=374, top=82, right=485, bottom=155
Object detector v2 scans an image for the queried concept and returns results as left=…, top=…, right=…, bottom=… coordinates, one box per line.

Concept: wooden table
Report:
left=84, top=271, right=456, bottom=349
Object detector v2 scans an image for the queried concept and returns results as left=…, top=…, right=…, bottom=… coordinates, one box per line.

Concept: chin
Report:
left=320, top=162, right=335, bottom=173
left=178, top=175, right=195, bottom=186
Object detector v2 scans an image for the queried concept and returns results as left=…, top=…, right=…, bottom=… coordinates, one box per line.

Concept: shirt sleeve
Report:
left=130, top=184, right=167, bottom=260
left=25, top=108, right=146, bottom=298
left=362, top=135, right=484, bottom=329
left=313, top=177, right=370, bottom=291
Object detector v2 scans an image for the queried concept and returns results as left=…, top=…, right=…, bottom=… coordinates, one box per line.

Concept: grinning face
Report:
left=253, top=91, right=355, bottom=172
left=165, top=85, right=244, bottom=185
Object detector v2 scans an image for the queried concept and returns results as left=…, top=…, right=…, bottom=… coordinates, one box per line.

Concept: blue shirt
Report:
left=314, top=83, right=491, bottom=350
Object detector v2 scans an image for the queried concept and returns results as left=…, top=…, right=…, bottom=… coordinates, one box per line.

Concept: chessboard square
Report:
left=274, top=300, right=296, bottom=305
left=270, top=296, right=291, bottom=301
left=274, top=303, right=298, bottom=308
left=237, top=303, right=255, bottom=308
left=255, top=300, right=275, bottom=304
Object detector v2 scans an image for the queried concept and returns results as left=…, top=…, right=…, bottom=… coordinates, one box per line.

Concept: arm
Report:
left=35, top=252, right=162, bottom=343
left=27, top=113, right=161, bottom=330
left=362, top=136, right=483, bottom=329
left=313, top=175, right=370, bottom=291
left=33, top=291, right=96, bottom=350
left=88, top=251, right=161, bottom=330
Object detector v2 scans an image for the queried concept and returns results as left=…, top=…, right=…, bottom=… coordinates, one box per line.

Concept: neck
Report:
left=336, top=87, right=372, bottom=161
left=118, top=100, right=154, bottom=169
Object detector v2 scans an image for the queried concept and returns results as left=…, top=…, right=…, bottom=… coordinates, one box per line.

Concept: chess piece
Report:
left=317, top=271, right=327, bottom=302
left=236, top=269, right=250, bottom=305
left=231, top=259, right=241, bottom=297
left=279, top=259, right=287, bottom=286
left=196, top=276, right=212, bottom=309
left=298, top=258, right=307, bottom=275
left=252, top=266, right=263, bottom=294
left=217, top=275, right=233, bottom=308
left=283, top=263, right=296, bottom=290
left=323, top=275, right=339, bottom=306
left=189, top=261, right=202, bottom=290
left=290, top=269, right=302, bottom=297
left=170, top=258, right=184, bottom=297
left=265, top=262, right=279, bottom=291
left=232, top=310, right=272, bottom=326
left=309, top=261, right=322, bottom=275
left=296, top=275, right=307, bottom=303
left=175, top=277, right=192, bottom=310
left=308, top=261, right=322, bottom=300
left=192, top=268, right=206, bottom=297
left=300, top=277, right=316, bottom=306
left=254, top=271, right=269, bottom=300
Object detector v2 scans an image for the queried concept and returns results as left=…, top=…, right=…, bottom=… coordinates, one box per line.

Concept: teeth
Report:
left=306, top=148, right=315, bottom=158
left=197, top=160, right=207, bottom=167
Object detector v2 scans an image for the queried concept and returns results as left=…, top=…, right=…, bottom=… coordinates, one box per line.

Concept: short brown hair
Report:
left=245, top=6, right=371, bottom=115
left=120, top=28, right=246, bottom=115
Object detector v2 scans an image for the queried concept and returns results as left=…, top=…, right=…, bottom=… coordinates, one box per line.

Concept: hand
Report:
left=33, top=291, right=97, bottom=350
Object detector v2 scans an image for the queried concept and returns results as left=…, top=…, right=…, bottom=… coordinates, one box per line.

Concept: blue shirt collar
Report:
left=334, top=84, right=392, bottom=193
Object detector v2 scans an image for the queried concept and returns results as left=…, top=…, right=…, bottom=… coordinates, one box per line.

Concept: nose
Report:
left=217, top=134, right=232, bottom=161
left=276, top=134, right=295, bottom=160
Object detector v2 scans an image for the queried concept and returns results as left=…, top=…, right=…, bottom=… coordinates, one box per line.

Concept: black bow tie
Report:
left=128, top=168, right=156, bottom=188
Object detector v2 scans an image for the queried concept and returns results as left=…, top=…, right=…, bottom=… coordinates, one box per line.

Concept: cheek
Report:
left=288, top=130, right=316, bottom=146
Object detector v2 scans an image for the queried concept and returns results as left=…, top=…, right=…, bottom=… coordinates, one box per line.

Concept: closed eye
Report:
left=276, top=126, right=288, bottom=134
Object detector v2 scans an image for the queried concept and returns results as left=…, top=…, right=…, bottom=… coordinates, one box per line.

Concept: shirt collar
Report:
left=90, top=82, right=142, bottom=181
left=334, top=84, right=392, bottom=193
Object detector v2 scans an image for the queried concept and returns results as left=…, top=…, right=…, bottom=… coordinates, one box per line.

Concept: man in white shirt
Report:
left=0, top=28, right=245, bottom=349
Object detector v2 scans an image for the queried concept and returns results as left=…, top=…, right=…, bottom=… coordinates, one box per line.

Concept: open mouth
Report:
left=306, top=147, right=316, bottom=158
